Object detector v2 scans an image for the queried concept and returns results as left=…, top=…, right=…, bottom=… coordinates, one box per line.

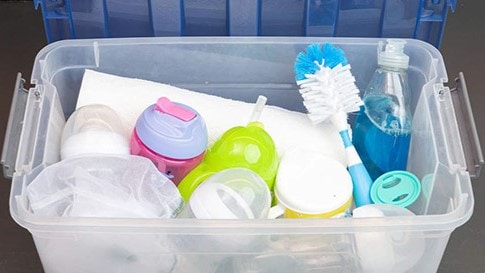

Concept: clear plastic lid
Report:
left=182, top=168, right=271, bottom=219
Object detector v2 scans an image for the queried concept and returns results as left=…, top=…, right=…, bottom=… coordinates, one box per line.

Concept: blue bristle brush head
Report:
left=293, top=42, right=373, bottom=208
left=294, top=43, right=349, bottom=81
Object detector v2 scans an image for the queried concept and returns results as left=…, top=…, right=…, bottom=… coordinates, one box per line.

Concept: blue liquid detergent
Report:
left=353, top=96, right=411, bottom=181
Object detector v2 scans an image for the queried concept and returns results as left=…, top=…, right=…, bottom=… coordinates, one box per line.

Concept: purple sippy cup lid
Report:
left=135, top=97, right=208, bottom=159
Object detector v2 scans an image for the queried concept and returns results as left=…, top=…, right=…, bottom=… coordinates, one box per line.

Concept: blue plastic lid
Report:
left=135, top=97, right=208, bottom=159
left=370, top=171, right=421, bottom=208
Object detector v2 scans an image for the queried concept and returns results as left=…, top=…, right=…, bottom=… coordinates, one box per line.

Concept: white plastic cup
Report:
left=178, top=168, right=271, bottom=219
left=61, top=104, right=130, bottom=160
left=269, top=149, right=353, bottom=219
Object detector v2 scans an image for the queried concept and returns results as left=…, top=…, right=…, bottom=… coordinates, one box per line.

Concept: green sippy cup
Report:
left=178, top=96, right=279, bottom=201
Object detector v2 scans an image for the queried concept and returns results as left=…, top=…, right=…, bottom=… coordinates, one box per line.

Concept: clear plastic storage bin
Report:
left=2, top=37, right=482, bottom=273
left=34, top=0, right=456, bottom=47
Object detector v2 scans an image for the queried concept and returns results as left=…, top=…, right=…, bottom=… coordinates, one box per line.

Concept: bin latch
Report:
left=1, top=73, right=29, bottom=179
left=450, top=72, right=484, bottom=179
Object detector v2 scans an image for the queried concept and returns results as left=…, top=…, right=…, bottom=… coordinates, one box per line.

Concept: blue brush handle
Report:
left=339, top=129, right=373, bottom=207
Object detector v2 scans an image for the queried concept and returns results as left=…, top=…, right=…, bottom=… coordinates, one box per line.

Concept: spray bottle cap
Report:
left=378, top=39, right=409, bottom=69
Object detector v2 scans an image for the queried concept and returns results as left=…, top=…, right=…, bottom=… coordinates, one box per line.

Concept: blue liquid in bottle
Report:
left=353, top=96, right=411, bottom=180
left=353, top=39, right=412, bottom=180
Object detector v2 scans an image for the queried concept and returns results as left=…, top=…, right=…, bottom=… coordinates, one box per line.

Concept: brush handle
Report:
left=339, top=129, right=373, bottom=207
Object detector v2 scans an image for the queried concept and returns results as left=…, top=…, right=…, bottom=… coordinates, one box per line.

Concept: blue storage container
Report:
left=34, top=0, right=456, bottom=47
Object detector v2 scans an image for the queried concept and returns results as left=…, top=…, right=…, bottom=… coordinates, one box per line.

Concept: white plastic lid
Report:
left=378, top=39, right=409, bottom=69
left=274, top=149, right=353, bottom=214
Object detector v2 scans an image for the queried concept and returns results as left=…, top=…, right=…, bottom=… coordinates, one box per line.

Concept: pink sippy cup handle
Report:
left=155, top=97, right=196, bottom=121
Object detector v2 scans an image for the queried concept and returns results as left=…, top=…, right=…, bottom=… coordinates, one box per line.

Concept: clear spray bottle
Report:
left=352, top=39, right=412, bottom=180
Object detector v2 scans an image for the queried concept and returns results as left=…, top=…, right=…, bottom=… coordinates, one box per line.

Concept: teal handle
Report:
left=349, top=163, right=373, bottom=207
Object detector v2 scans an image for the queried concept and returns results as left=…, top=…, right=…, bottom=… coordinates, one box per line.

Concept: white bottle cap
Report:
left=378, top=39, right=409, bottom=70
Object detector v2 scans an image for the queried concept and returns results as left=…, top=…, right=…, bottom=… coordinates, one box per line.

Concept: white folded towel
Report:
left=77, top=69, right=346, bottom=165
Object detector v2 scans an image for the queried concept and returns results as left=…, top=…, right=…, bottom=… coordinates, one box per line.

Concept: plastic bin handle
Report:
left=450, top=72, right=484, bottom=179
left=1, top=73, right=29, bottom=179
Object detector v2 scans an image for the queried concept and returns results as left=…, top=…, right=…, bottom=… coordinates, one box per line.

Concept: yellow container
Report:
left=284, top=197, right=353, bottom=219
